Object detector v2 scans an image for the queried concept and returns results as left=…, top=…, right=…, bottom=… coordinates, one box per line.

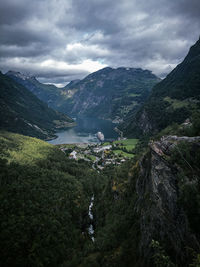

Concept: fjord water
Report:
left=48, top=116, right=118, bottom=144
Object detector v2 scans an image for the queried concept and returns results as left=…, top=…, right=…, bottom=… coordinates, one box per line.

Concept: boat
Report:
left=97, top=131, right=104, bottom=142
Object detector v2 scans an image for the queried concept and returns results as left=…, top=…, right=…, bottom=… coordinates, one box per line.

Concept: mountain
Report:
left=7, top=67, right=160, bottom=122
left=63, top=67, right=160, bottom=121
left=122, top=38, right=200, bottom=136
left=6, top=71, right=67, bottom=111
left=0, top=72, right=74, bottom=139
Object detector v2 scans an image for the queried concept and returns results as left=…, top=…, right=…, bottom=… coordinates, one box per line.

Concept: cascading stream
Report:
left=88, top=195, right=94, bottom=242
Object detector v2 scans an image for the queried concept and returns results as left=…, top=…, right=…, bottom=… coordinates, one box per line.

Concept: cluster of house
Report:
left=68, top=143, right=127, bottom=170
left=69, top=145, right=112, bottom=160
left=93, top=145, right=112, bottom=153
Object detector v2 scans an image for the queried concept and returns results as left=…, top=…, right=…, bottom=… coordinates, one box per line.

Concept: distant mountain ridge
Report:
left=0, top=72, right=74, bottom=139
left=7, top=67, right=160, bottom=122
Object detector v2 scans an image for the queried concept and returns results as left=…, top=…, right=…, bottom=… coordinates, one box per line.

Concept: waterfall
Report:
left=88, top=195, right=94, bottom=242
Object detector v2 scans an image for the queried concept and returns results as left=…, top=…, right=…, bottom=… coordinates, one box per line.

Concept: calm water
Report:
left=48, top=116, right=118, bottom=145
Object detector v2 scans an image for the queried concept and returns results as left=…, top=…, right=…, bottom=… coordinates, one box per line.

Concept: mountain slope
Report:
left=91, top=135, right=200, bottom=267
left=122, top=38, right=200, bottom=136
left=6, top=71, right=67, bottom=110
left=0, top=131, right=101, bottom=267
left=7, top=68, right=160, bottom=121
left=0, top=72, right=74, bottom=139
left=63, top=67, right=160, bottom=121
left=1, top=131, right=199, bottom=267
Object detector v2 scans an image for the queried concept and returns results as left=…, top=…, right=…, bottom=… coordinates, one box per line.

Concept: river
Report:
left=48, top=116, right=118, bottom=145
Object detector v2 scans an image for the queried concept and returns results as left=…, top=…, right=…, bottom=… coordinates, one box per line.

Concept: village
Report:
left=58, top=137, right=138, bottom=171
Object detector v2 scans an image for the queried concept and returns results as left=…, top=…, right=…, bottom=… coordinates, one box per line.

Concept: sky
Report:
left=0, top=0, right=199, bottom=87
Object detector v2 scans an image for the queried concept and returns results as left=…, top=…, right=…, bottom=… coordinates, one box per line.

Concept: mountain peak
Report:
left=184, top=37, right=200, bottom=62
left=6, top=70, right=35, bottom=81
left=65, top=79, right=81, bottom=88
left=123, top=38, right=200, bottom=137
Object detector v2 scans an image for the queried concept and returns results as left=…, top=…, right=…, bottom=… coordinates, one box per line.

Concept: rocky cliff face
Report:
left=63, top=67, right=160, bottom=121
left=136, top=136, right=200, bottom=266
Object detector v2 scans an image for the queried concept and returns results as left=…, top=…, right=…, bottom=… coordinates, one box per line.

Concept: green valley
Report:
left=56, top=138, right=138, bottom=170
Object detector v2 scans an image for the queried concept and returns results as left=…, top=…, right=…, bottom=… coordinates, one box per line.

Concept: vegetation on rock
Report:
left=121, top=38, right=200, bottom=137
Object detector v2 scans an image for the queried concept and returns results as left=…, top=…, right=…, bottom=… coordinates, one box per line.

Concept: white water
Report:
left=88, top=195, right=94, bottom=242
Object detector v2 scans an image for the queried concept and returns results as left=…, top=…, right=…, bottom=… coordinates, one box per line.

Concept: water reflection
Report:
left=48, top=128, right=98, bottom=144
left=48, top=116, right=118, bottom=145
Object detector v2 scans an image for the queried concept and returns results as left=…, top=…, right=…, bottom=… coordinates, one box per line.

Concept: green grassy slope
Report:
left=0, top=131, right=103, bottom=267
left=0, top=131, right=142, bottom=267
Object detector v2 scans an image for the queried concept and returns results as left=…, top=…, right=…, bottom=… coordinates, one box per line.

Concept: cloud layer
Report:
left=0, top=0, right=199, bottom=85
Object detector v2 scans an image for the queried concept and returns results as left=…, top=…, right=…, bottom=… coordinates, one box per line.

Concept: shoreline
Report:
left=114, top=126, right=123, bottom=138
left=47, top=117, right=120, bottom=145
left=46, top=122, right=77, bottom=142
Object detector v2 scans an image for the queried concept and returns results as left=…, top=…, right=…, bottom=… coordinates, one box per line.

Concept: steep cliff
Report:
left=122, top=38, right=200, bottom=137
left=136, top=136, right=200, bottom=266
left=91, top=135, right=200, bottom=267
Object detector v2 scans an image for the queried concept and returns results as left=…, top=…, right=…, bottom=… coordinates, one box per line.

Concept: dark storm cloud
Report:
left=62, top=0, right=124, bottom=34
left=0, top=25, right=53, bottom=46
left=0, top=0, right=199, bottom=85
left=173, top=0, right=200, bottom=19
left=0, top=0, right=34, bottom=25
left=0, top=44, right=51, bottom=58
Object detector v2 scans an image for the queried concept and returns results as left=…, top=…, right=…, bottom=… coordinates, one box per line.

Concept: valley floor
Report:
left=56, top=138, right=138, bottom=170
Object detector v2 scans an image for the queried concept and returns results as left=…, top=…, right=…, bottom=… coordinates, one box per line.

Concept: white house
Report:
left=69, top=151, right=77, bottom=159
left=93, top=145, right=112, bottom=153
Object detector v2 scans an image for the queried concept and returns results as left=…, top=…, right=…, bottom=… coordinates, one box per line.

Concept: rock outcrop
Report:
left=136, top=136, right=200, bottom=266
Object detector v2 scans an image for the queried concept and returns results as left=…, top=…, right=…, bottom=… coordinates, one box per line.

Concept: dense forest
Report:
left=0, top=132, right=104, bottom=266
left=0, top=130, right=200, bottom=267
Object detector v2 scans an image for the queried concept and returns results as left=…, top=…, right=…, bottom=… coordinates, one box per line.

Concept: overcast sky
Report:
left=0, top=0, right=199, bottom=86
